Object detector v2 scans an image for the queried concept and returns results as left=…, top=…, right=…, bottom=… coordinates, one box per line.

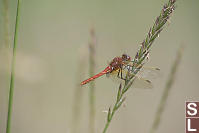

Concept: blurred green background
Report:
left=0, top=0, right=199, bottom=133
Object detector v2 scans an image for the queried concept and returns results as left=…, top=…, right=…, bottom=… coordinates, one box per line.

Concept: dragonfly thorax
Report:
left=109, top=54, right=132, bottom=72
left=109, top=57, right=124, bottom=72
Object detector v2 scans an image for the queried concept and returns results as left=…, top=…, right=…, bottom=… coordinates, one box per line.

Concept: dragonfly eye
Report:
left=122, top=54, right=131, bottom=61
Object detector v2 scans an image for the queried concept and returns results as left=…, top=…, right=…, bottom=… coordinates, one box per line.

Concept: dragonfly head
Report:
left=122, top=54, right=131, bottom=62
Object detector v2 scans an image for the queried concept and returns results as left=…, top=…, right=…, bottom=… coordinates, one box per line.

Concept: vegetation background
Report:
left=0, top=0, right=199, bottom=133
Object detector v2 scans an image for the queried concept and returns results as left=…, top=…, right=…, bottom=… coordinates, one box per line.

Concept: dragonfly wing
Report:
left=106, top=66, right=158, bottom=89
left=136, top=66, right=161, bottom=80
left=132, top=77, right=153, bottom=89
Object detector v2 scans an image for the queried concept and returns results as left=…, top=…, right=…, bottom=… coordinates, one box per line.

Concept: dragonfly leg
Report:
left=120, top=68, right=126, bottom=81
left=117, top=69, right=120, bottom=78
left=116, top=68, right=126, bottom=81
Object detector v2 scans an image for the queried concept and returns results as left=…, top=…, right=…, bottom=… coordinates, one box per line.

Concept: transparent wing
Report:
left=135, top=66, right=161, bottom=80
left=132, top=77, right=153, bottom=89
left=131, top=66, right=160, bottom=89
left=106, top=67, right=156, bottom=89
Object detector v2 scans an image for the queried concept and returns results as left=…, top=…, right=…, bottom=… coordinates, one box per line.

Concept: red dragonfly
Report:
left=81, top=54, right=159, bottom=89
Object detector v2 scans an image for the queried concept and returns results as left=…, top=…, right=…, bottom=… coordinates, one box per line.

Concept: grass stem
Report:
left=6, top=0, right=21, bottom=133
left=72, top=47, right=87, bottom=133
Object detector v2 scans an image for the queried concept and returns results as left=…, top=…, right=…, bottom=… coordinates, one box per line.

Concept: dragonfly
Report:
left=80, top=54, right=160, bottom=89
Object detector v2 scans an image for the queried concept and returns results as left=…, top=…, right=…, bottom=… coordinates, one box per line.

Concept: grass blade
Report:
left=6, top=0, right=21, bottom=133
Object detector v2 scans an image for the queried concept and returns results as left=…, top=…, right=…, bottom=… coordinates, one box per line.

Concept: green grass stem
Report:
left=72, top=47, right=87, bottom=133
left=6, top=0, right=21, bottom=133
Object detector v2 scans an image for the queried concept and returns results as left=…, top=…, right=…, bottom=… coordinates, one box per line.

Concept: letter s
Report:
left=187, top=103, right=197, bottom=116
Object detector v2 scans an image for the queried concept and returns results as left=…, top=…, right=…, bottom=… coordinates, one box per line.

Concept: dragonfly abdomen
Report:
left=81, top=66, right=111, bottom=85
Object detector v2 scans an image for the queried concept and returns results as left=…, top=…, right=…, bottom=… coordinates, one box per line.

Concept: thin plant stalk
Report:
left=102, top=0, right=176, bottom=132
left=72, top=47, right=87, bottom=133
left=89, top=28, right=97, bottom=133
left=6, top=0, right=21, bottom=133
left=149, top=45, right=184, bottom=133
